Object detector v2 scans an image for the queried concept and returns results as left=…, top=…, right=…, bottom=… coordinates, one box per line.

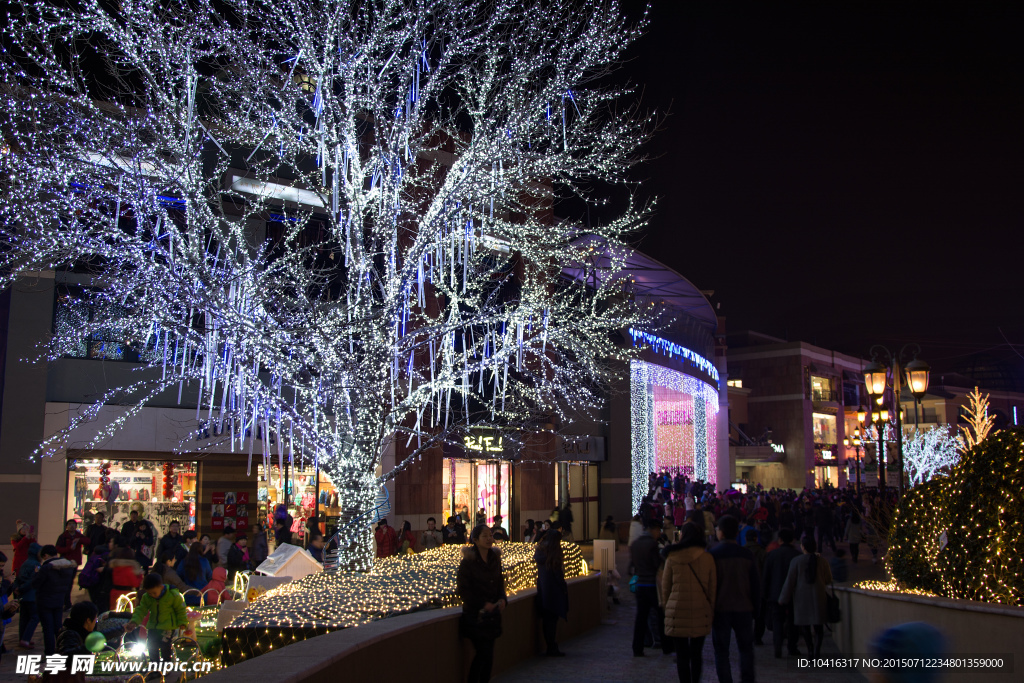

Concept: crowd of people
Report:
left=1, top=478, right=936, bottom=683
left=629, top=472, right=909, bottom=683
left=373, top=502, right=577, bottom=559
left=0, top=511, right=278, bottom=667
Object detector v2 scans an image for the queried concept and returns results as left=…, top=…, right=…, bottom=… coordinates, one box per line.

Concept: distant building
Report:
left=726, top=332, right=866, bottom=490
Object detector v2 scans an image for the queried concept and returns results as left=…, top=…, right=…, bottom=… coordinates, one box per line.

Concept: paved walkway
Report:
left=495, top=542, right=884, bottom=683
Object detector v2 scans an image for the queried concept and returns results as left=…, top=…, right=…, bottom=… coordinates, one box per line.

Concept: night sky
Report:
left=603, top=3, right=1023, bottom=376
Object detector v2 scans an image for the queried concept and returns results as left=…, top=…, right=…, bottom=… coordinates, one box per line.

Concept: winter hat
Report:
left=869, top=622, right=946, bottom=683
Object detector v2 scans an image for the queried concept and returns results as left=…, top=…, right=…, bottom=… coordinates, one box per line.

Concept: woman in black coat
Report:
left=457, top=525, right=507, bottom=683
left=534, top=530, right=568, bottom=656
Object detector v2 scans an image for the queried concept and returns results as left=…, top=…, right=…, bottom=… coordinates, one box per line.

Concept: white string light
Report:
left=902, top=425, right=960, bottom=487
left=630, top=360, right=719, bottom=513
left=1, top=0, right=653, bottom=569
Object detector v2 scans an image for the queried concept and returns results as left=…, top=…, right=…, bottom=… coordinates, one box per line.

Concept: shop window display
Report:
left=442, top=458, right=509, bottom=528
left=812, top=412, right=838, bottom=445
left=257, top=464, right=340, bottom=546
left=67, top=460, right=197, bottom=542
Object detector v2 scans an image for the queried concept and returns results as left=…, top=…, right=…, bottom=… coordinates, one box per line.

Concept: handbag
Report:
left=826, top=580, right=841, bottom=623
left=687, top=562, right=712, bottom=610
left=628, top=574, right=638, bottom=594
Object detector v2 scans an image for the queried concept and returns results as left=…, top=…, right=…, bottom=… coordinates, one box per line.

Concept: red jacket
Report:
left=109, top=558, right=143, bottom=608
left=11, top=534, right=33, bottom=573
left=202, top=567, right=233, bottom=605
left=55, top=530, right=89, bottom=566
left=374, top=525, right=398, bottom=558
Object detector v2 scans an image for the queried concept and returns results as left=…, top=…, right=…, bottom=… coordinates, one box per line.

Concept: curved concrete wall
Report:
left=205, top=572, right=600, bottom=683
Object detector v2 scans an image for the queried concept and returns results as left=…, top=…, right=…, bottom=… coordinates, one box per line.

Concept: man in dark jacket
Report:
left=250, top=523, right=269, bottom=568
left=156, top=520, right=184, bottom=563
left=120, top=510, right=141, bottom=541
left=709, top=515, right=759, bottom=683
left=762, top=527, right=802, bottom=658
left=743, top=529, right=767, bottom=645
left=31, top=545, right=77, bottom=655
left=629, top=518, right=669, bottom=656
left=559, top=503, right=574, bottom=541
left=85, top=512, right=109, bottom=558
left=443, top=516, right=466, bottom=545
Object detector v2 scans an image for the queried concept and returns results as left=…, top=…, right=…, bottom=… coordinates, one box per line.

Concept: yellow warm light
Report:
left=854, top=579, right=938, bottom=598
left=232, top=541, right=584, bottom=632
left=233, top=571, right=251, bottom=596
left=115, top=593, right=136, bottom=613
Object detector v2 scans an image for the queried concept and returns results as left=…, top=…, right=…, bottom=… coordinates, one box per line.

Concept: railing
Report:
left=811, top=389, right=840, bottom=403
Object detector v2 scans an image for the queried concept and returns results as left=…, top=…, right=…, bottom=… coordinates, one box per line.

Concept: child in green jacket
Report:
left=126, top=573, right=187, bottom=664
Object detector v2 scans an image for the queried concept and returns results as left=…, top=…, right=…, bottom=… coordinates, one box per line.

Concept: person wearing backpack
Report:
left=77, top=534, right=111, bottom=613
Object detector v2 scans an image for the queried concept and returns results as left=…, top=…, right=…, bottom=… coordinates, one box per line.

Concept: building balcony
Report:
left=811, top=389, right=840, bottom=403
left=731, top=445, right=782, bottom=467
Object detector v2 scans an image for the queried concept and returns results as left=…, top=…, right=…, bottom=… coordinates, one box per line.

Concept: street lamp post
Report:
left=870, top=407, right=889, bottom=493
left=844, top=412, right=866, bottom=496
left=862, top=345, right=930, bottom=497
left=905, top=358, right=931, bottom=429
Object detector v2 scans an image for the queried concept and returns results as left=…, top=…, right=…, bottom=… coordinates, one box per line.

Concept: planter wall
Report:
left=206, top=572, right=600, bottom=683
left=833, top=586, right=1024, bottom=683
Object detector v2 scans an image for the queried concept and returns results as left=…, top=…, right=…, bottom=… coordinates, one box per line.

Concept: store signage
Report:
left=211, top=491, right=249, bottom=531
left=770, top=443, right=785, bottom=454
left=628, top=328, right=720, bottom=382
left=822, top=449, right=834, bottom=460
left=557, top=436, right=607, bottom=462
left=464, top=434, right=504, bottom=453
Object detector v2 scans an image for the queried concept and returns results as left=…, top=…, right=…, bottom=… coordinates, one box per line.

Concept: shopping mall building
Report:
left=0, top=245, right=726, bottom=547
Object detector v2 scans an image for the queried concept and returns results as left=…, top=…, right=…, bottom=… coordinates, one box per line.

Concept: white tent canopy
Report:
left=254, top=542, right=323, bottom=580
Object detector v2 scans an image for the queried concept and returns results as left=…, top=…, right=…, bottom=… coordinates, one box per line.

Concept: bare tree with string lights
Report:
left=0, top=0, right=654, bottom=569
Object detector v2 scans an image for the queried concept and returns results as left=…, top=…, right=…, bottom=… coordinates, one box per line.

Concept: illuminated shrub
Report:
left=887, top=477, right=948, bottom=594
left=936, top=430, right=1024, bottom=604
left=888, top=429, right=1024, bottom=605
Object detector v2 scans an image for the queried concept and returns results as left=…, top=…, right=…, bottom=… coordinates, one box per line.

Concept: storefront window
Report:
left=442, top=458, right=510, bottom=528
left=814, top=465, right=838, bottom=487
left=67, top=460, right=197, bottom=540
left=811, top=376, right=834, bottom=402
left=257, top=464, right=340, bottom=544
left=812, top=412, right=837, bottom=444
